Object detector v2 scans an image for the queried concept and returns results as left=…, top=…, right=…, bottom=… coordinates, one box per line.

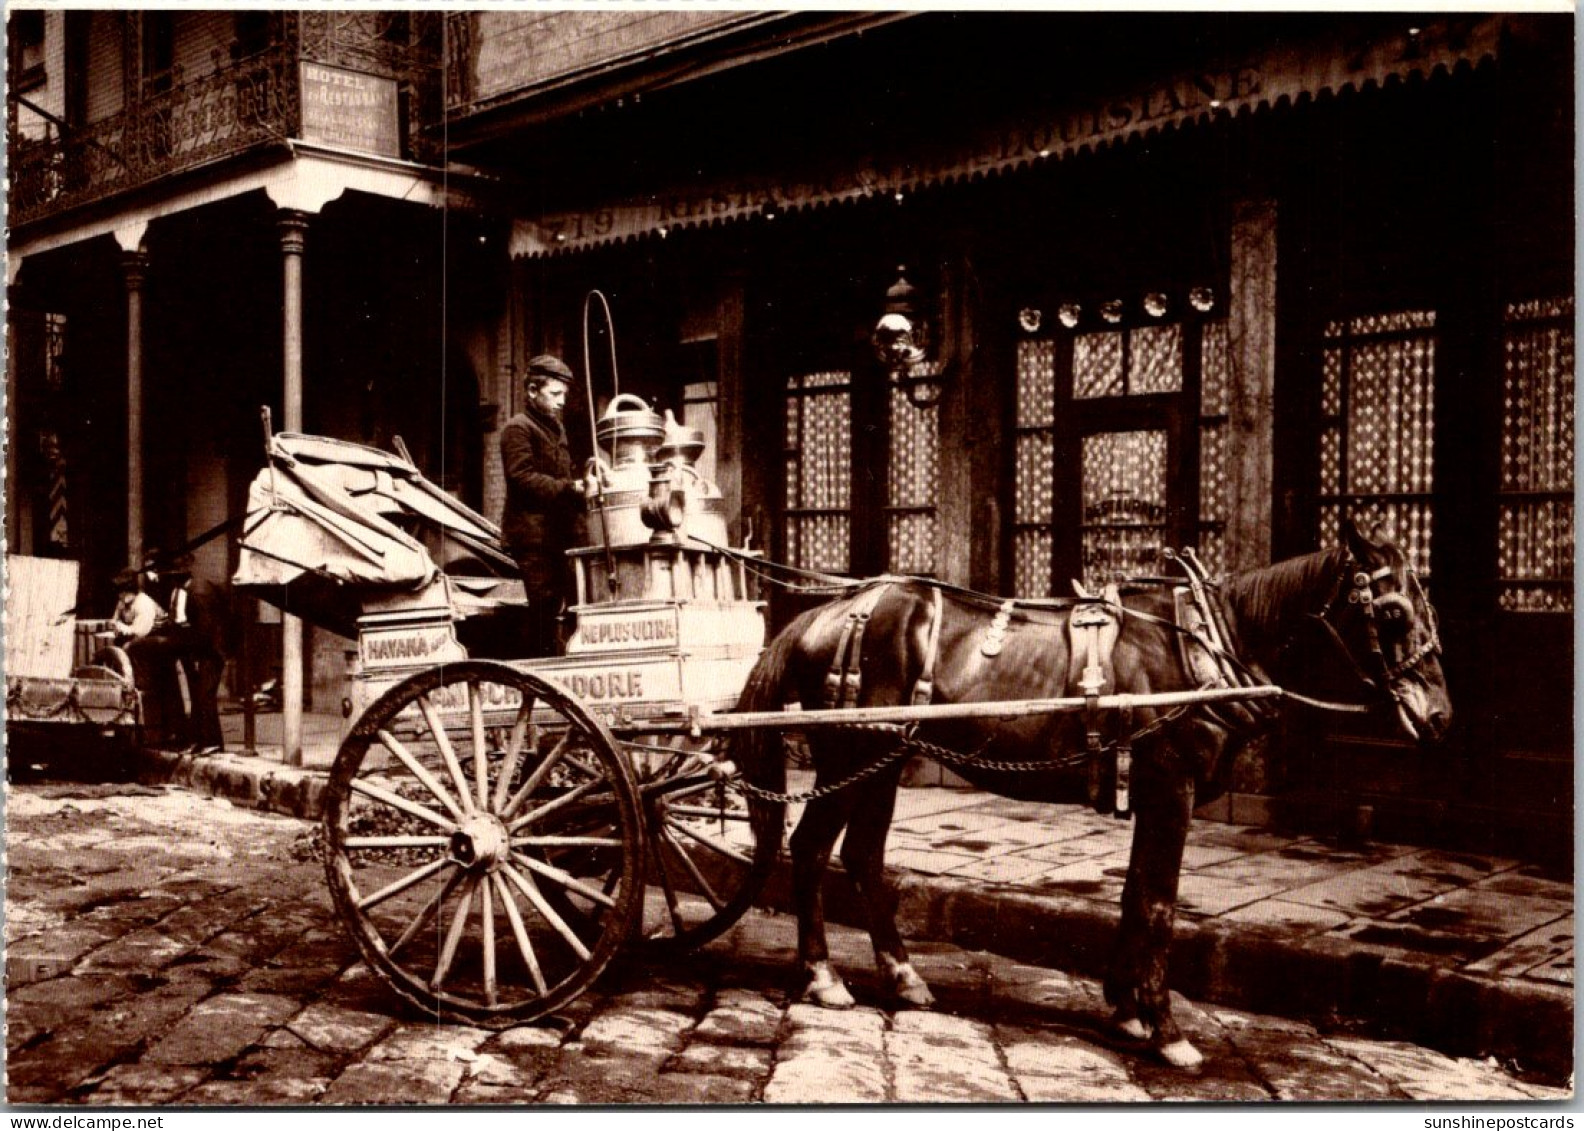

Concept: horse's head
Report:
left=1320, top=519, right=1452, bottom=744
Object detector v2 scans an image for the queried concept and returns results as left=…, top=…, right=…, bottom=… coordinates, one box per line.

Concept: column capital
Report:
left=277, top=209, right=310, bottom=254
left=120, top=249, right=148, bottom=292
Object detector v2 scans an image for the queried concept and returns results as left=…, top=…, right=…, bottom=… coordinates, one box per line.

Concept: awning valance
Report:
left=512, top=15, right=1507, bottom=259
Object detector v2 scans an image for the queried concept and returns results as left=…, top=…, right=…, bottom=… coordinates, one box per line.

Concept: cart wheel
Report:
left=625, top=734, right=784, bottom=956
left=323, top=660, right=644, bottom=1025
left=89, top=645, right=135, bottom=685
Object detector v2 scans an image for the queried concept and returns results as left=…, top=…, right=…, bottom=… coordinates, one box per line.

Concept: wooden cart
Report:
left=5, top=554, right=141, bottom=763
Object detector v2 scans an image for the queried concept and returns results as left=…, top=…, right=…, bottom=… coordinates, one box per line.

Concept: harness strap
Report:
left=910, top=585, right=945, bottom=707
left=1069, top=583, right=1124, bottom=815
left=823, top=583, right=889, bottom=710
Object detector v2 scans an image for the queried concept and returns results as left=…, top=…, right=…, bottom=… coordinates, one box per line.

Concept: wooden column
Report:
left=716, top=272, right=746, bottom=545
left=121, top=250, right=148, bottom=567
left=1226, top=200, right=1278, bottom=571
left=277, top=210, right=309, bottom=766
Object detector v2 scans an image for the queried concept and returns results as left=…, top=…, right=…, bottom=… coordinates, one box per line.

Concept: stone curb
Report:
left=134, top=747, right=329, bottom=823
left=132, top=746, right=1573, bottom=1079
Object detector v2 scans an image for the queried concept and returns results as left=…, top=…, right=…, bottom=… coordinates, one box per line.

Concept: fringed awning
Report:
left=513, top=15, right=1507, bottom=259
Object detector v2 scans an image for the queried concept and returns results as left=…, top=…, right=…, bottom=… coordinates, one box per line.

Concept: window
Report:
left=232, top=13, right=272, bottom=60
left=141, top=12, right=174, bottom=93
left=1316, top=310, right=1437, bottom=575
left=1012, top=339, right=1057, bottom=596
left=886, top=363, right=940, bottom=575
left=1074, top=324, right=1184, bottom=398
left=1197, top=321, right=1232, bottom=575
left=783, top=371, right=852, bottom=573
left=9, top=10, right=45, bottom=92
left=1497, top=296, right=1574, bottom=612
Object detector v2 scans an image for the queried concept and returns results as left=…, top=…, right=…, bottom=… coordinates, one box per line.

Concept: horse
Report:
left=730, top=519, right=1451, bottom=1070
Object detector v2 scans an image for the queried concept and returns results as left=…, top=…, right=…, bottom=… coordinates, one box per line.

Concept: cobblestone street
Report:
left=4, top=784, right=1569, bottom=1105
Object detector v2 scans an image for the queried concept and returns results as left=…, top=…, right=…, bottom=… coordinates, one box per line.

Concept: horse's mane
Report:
left=1218, top=544, right=1347, bottom=654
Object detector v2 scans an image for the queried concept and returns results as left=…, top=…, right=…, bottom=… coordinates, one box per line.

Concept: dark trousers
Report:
left=181, top=649, right=225, bottom=749
left=514, top=551, right=569, bottom=659
left=126, top=634, right=186, bottom=744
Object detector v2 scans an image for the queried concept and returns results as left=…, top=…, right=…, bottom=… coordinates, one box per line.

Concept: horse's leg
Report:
left=1105, top=752, right=1202, bottom=1070
left=789, top=749, right=862, bottom=1008
left=838, top=756, right=933, bottom=1007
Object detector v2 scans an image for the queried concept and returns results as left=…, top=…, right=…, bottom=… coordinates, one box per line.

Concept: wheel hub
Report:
left=450, top=813, right=510, bottom=871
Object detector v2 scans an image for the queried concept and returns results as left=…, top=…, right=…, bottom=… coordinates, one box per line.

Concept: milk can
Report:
left=586, top=394, right=666, bottom=546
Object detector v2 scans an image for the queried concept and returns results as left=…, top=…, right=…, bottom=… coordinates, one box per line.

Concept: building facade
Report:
left=7, top=11, right=1573, bottom=860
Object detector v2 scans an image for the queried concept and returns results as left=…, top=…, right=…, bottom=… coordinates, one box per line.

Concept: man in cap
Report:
left=500, top=354, right=588, bottom=656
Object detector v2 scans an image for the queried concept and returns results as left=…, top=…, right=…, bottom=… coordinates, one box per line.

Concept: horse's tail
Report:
left=728, top=606, right=823, bottom=831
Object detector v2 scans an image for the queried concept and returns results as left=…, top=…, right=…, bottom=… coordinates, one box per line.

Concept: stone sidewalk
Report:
left=129, top=707, right=1575, bottom=1081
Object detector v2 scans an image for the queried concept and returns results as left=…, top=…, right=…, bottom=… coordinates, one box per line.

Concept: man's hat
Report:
left=525, top=354, right=577, bottom=385
left=113, top=567, right=140, bottom=590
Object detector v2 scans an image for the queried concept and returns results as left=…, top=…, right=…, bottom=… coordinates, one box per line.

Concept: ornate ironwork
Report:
left=11, top=13, right=447, bottom=228
left=10, top=43, right=298, bottom=227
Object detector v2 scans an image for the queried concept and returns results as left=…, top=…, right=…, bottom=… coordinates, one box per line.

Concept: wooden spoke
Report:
left=349, top=777, right=455, bottom=832
left=469, top=681, right=490, bottom=812
left=514, top=835, right=626, bottom=849
left=492, top=698, right=537, bottom=813
left=491, top=872, right=548, bottom=995
left=665, top=802, right=752, bottom=822
left=648, top=825, right=688, bottom=934
left=664, top=820, right=755, bottom=868
left=389, top=867, right=466, bottom=958
left=507, top=775, right=612, bottom=834
left=658, top=827, right=725, bottom=911
left=355, top=855, right=456, bottom=912
left=500, top=733, right=574, bottom=821
left=417, top=694, right=477, bottom=816
left=375, top=728, right=467, bottom=824
left=431, top=874, right=478, bottom=990
left=509, top=851, right=618, bottom=910
left=645, top=777, right=728, bottom=804
left=481, top=878, right=498, bottom=1007
left=344, top=835, right=452, bottom=850
left=500, top=862, right=591, bottom=961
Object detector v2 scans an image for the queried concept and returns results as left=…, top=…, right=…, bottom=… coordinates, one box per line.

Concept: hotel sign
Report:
left=300, top=63, right=400, bottom=158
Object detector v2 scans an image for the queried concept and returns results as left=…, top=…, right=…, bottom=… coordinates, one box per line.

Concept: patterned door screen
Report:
left=1317, top=311, right=1437, bottom=575
left=1082, top=430, right=1167, bottom=585
left=887, top=363, right=940, bottom=575
left=783, top=371, right=852, bottom=573
left=1498, top=297, right=1574, bottom=612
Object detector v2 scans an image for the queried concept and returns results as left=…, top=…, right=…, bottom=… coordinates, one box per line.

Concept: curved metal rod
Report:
left=581, top=289, right=622, bottom=597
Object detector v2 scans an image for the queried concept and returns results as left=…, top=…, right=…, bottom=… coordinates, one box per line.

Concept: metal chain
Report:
left=730, top=705, right=1198, bottom=806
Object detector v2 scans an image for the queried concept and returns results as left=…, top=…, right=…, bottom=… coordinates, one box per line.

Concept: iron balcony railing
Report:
left=9, top=44, right=301, bottom=228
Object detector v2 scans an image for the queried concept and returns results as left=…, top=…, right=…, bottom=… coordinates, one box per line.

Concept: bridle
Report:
left=1306, top=558, right=1443, bottom=712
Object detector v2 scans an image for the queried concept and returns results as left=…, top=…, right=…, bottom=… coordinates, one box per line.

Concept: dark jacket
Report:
left=500, top=406, right=587, bottom=590
left=169, top=575, right=230, bottom=659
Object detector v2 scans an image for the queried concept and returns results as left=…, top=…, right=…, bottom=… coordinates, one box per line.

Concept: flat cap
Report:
left=525, top=354, right=577, bottom=384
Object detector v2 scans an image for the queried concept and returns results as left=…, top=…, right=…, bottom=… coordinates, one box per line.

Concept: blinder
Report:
left=1321, top=560, right=1443, bottom=697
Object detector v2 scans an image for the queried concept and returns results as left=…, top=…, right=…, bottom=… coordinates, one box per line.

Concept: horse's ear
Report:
left=1340, top=516, right=1383, bottom=564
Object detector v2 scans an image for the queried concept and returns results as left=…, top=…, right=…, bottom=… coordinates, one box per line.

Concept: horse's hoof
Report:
left=886, top=962, right=935, bottom=1008
left=804, top=963, right=857, bottom=1009
left=1157, top=1038, right=1204, bottom=1071
left=805, top=981, right=857, bottom=1009
left=1112, top=1016, right=1151, bottom=1043
left=894, top=980, right=935, bottom=1009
